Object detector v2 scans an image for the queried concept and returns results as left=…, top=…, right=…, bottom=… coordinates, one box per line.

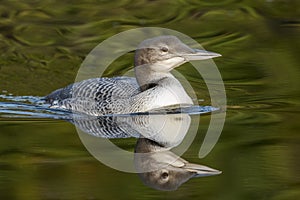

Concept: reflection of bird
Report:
left=45, top=36, right=220, bottom=116
left=72, top=113, right=191, bottom=148
left=135, top=138, right=221, bottom=191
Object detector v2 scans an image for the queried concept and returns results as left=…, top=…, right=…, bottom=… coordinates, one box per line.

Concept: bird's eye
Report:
left=161, top=172, right=169, bottom=179
left=161, top=46, right=168, bottom=53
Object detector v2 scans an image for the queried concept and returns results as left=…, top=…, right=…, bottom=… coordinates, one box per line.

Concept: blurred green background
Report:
left=0, top=0, right=300, bottom=199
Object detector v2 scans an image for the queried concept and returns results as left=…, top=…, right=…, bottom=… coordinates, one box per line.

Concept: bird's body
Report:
left=45, top=36, right=220, bottom=116
left=46, top=75, right=193, bottom=115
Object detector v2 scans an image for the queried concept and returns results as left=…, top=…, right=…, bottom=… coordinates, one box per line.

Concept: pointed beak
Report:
left=181, top=163, right=222, bottom=177
left=182, top=49, right=221, bottom=61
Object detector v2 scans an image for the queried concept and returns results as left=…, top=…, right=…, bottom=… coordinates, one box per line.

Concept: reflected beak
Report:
left=181, top=163, right=222, bottom=177
left=182, top=49, right=221, bottom=61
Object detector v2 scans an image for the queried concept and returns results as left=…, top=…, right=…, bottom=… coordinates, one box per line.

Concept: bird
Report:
left=45, top=35, right=221, bottom=116
left=134, top=138, right=221, bottom=191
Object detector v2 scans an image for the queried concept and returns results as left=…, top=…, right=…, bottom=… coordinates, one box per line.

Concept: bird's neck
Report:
left=134, top=63, right=174, bottom=91
left=134, top=63, right=194, bottom=107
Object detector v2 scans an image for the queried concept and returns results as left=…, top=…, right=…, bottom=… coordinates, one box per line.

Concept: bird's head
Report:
left=134, top=35, right=221, bottom=73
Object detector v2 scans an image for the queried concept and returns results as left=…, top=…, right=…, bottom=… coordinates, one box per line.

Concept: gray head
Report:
left=134, top=35, right=221, bottom=88
left=134, top=35, right=221, bottom=70
left=135, top=138, right=221, bottom=191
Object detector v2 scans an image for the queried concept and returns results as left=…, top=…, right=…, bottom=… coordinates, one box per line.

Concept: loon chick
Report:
left=135, top=138, right=221, bottom=191
left=45, top=35, right=221, bottom=115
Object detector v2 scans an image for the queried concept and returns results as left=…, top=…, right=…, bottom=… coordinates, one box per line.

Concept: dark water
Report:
left=0, top=0, right=300, bottom=199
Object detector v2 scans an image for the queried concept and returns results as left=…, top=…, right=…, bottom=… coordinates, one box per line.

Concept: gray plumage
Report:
left=46, top=77, right=141, bottom=115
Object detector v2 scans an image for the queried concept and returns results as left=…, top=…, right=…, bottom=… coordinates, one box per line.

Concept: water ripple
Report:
left=0, top=94, right=218, bottom=120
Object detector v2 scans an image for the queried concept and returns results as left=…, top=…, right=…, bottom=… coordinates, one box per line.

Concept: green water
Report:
left=0, top=0, right=300, bottom=199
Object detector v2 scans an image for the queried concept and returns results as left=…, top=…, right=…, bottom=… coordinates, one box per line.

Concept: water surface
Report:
left=0, top=0, right=300, bottom=199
